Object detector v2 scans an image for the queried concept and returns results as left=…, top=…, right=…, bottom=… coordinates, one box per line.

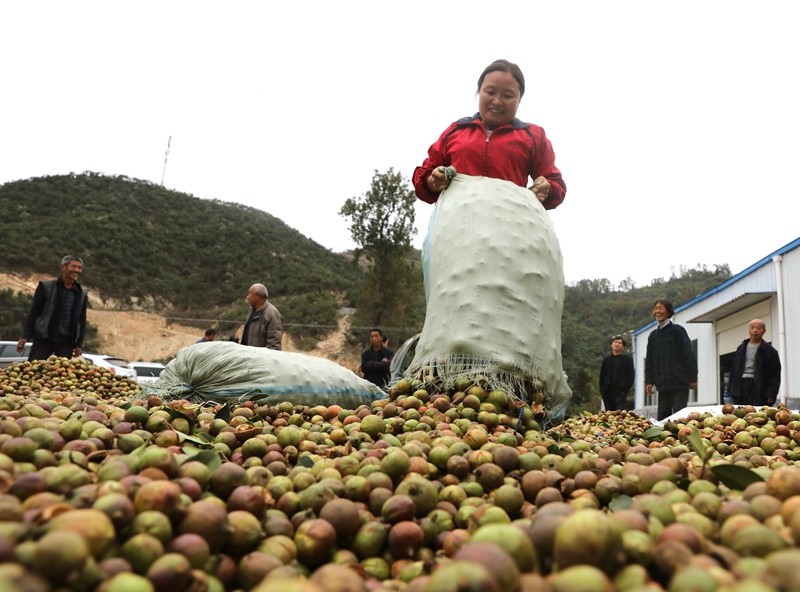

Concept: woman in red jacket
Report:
left=412, top=59, right=566, bottom=210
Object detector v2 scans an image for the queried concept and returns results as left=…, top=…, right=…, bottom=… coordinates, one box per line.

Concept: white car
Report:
left=80, top=353, right=138, bottom=380
left=130, top=361, right=166, bottom=385
left=0, top=341, right=31, bottom=369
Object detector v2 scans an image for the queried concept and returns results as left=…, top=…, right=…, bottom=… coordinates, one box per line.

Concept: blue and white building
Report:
left=632, top=237, right=799, bottom=417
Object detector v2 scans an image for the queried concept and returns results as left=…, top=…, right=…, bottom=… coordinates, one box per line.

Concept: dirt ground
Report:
left=2, top=272, right=360, bottom=371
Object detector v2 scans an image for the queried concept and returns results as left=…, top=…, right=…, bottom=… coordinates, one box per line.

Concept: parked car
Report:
left=387, top=333, right=420, bottom=389
left=0, top=341, right=31, bottom=369
left=130, top=361, right=167, bottom=385
left=80, top=353, right=137, bottom=380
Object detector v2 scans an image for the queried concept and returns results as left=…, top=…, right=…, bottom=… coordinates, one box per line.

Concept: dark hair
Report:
left=205, top=328, right=217, bottom=337
left=611, top=335, right=627, bottom=346
left=653, top=298, right=675, bottom=318
left=370, top=328, right=384, bottom=338
left=477, top=59, right=525, bottom=97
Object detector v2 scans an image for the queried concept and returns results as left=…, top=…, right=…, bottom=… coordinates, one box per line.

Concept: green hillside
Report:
left=0, top=172, right=364, bottom=319
left=1, top=172, right=733, bottom=413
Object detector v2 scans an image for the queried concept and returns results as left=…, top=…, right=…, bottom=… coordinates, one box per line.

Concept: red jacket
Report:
left=412, top=114, right=566, bottom=210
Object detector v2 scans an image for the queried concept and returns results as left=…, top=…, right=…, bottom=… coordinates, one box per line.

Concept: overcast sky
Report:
left=3, top=1, right=798, bottom=287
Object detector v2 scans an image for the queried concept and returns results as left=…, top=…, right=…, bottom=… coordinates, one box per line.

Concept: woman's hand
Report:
left=427, top=166, right=452, bottom=193
left=530, top=176, right=550, bottom=203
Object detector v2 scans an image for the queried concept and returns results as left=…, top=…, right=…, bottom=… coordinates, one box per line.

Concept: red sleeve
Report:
left=530, top=127, right=566, bottom=210
left=412, top=123, right=457, bottom=204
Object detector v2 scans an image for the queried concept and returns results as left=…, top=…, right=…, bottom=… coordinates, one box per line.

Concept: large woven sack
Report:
left=151, top=341, right=386, bottom=408
left=409, top=173, right=572, bottom=423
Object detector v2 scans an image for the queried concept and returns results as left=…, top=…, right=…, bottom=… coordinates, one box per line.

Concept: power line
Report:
left=161, top=316, right=420, bottom=333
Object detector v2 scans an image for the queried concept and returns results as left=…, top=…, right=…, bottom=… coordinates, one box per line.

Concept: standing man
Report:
left=645, top=299, right=698, bottom=421
left=241, top=283, right=283, bottom=350
left=728, top=319, right=781, bottom=406
left=599, top=335, right=635, bottom=411
left=361, top=328, right=393, bottom=387
left=17, top=255, right=88, bottom=361
left=196, top=328, right=217, bottom=343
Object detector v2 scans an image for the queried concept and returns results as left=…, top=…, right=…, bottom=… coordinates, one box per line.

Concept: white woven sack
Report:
left=409, top=174, right=572, bottom=422
left=152, top=340, right=386, bottom=408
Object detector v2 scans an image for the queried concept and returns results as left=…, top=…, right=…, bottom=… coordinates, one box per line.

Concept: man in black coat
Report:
left=17, top=255, right=88, bottom=360
left=599, top=335, right=635, bottom=411
left=361, top=328, right=393, bottom=388
left=729, top=319, right=781, bottom=406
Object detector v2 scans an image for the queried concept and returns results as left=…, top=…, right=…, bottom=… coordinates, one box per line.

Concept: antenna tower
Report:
left=161, top=135, right=172, bottom=186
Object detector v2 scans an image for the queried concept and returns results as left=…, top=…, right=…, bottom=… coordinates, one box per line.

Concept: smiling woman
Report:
left=412, top=58, right=566, bottom=211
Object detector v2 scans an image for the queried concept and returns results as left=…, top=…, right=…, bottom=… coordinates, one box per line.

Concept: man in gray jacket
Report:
left=241, top=283, right=283, bottom=350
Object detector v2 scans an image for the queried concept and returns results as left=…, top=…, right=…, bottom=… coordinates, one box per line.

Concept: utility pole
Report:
left=160, top=135, right=172, bottom=186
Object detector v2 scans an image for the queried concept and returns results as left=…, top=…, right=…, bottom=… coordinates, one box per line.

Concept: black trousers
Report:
left=28, top=339, right=74, bottom=361
left=602, top=391, right=627, bottom=411
left=657, top=388, right=689, bottom=421
left=740, top=378, right=757, bottom=406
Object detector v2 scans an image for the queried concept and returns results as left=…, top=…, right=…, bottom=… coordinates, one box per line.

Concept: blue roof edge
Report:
left=632, top=236, right=800, bottom=336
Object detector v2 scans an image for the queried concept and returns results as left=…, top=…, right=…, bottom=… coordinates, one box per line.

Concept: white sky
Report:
left=2, top=1, right=798, bottom=287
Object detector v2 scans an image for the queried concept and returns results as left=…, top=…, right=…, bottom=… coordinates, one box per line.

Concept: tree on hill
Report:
left=339, top=169, right=425, bottom=344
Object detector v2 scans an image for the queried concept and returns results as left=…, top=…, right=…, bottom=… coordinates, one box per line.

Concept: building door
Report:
left=719, top=351, right=734, bottom=404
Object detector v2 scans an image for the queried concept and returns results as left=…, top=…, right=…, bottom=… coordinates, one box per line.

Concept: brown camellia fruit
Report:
left=177, top=499, right=231, bottom=553
left=453, top=542, right=520, bottom=591
left=318, top=497, right=361, bottom=541
left=470, top=523, right=537, bottom=573
left=387, top=520, right=425, bottom=559
left=380, top=494, right=417, bottom=524
left=308, top=563, right=369, bottom=592
left=167, top=533, right=211, bottom=570
left=145, top=553, right=193, bottom=592
left=44, top=508, right=116, bottom=560
left=133, top=480, right=183, bottom=519
left=553, top=508, right=621, bottom=574
left=30, top=530, right=90, bottom=580
left=237, top=551, right=284, bottom=590
left=294, top=518, right=337, bottom=567
left=547, top=564, right=614, bottom=592
left=766, top=466, right=800, bottom=501
left=208, top=462, right=250, bottom=500
left=426, top=560, right=501, bottom=592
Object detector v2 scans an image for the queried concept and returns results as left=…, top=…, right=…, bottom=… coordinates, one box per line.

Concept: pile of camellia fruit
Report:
left=2, top=356, right=800, bottom=592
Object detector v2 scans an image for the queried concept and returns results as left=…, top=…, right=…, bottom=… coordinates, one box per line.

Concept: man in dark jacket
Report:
left=361, top=328, right=393, bottom=388
left=196, top=328, right=217, bottom=343
left=17, top=255, right=88, bottom=360
left=241, top=283, right=283, bottom=350
left=599, top=335, right=635, bottom=411
left=729, top=319, right=781, bottom=406
left=644, top=299, right=698, bottom=420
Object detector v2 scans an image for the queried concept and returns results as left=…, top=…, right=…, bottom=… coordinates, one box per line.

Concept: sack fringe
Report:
left=407, top=353, right=544, bottom=405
